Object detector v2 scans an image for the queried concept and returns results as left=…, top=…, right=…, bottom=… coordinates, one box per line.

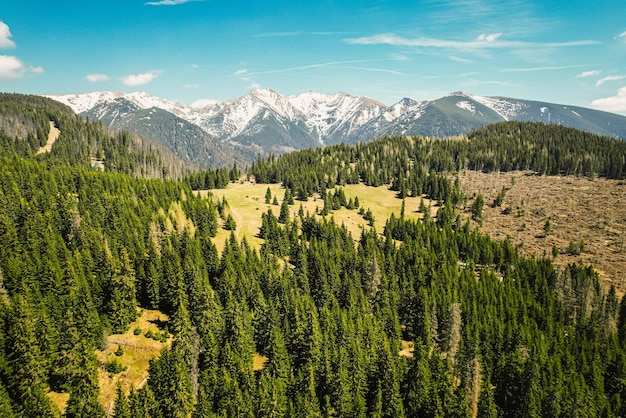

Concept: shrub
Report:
left=105, top=358, right=127, bottom=375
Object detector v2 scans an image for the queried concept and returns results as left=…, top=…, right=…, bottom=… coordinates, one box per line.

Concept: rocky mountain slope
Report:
left=48, top=89, right=626, bottom=164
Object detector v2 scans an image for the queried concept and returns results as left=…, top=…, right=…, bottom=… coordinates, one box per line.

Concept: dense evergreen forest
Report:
left=1, top=94, right=626, bottom=417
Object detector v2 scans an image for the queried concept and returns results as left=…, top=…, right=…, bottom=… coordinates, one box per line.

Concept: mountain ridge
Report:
left=47, top=89, right=626, bottom=163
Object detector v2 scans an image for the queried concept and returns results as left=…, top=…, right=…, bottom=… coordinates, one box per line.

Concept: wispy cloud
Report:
left=145, top=0, right=204, bottom=5
left=499, top=64, right=588, bottom=73
left=340, top=66, right=407, bottom=76
left=121, top=71, right=159, bottom=86
left=0, top=22, right=15, bottom=48
left=576, top=70, right=600, bottom=78
left=619, top=31, right=626, bottom=42
left=0, top=55, right=43, bottom=79
left=590, top=86, right=626, bottom=112
left=254, top=31, right=354, bottom=38
left=449, top=56, right=473, bottom=63
left=343, top=33, right=599, bottom=50
left=390, top=53, right=410, bottom=61
left=86, top=73, right=109, bottom=82
left=245, top=59, right=389, bottom=76
left=183, top=83, right=200, bottom=89
left=234, top=69, right=248, bottom=76
left=596, top=75, right=626, bottom=87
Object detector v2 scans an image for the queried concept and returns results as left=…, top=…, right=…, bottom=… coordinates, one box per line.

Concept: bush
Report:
left=105, top=358, right=127, bottom=375
left=567, top=239, right=585, bottom=255
left=133, top=327, right=142, bottom=335
left=114, top=345, right=124, bottom=357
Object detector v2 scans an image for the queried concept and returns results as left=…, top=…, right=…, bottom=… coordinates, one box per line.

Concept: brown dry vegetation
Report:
left=457, top=170, right=626, bottom=296
left=95, top=309, right=171, bottom=412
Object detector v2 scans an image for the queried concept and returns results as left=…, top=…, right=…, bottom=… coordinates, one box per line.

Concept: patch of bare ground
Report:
left=457, top=170, right=626, bottom=296
left=36, top=121, right=60, bottom=155
left=399, top=340, right=414, bottom=358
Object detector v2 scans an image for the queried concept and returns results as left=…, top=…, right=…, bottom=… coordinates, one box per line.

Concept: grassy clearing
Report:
left=200, top=181, right=434, bottom=253
left=95, top=309, right=171, bottom=412
left=399, top=340, right=415, bottom=359
left=253, top=354, right=269, bottom=371
left=47, top=391, right=69, bottom=415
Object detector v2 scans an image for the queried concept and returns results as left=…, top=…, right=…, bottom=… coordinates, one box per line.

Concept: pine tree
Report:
left=113, top=382, right=131, bottom=418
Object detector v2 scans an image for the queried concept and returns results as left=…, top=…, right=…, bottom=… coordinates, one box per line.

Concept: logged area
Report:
left=458, top=170, right=626, bottom=294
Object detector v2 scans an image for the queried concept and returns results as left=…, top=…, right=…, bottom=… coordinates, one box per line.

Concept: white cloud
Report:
left=86, top=73, right=109, bottom=82
left=576, top=70, right=600, bottom=78
left=619, top=31, right=626, bottom=41
left=0, top=55, right=43, bottom=79
left=183, top=83, right=200, bottom=89
left=234, top=69, right=248, bottom=76
left=145, top=0, right=204, bottom=5
left=0, top=55, right=23, bottom=78
left=343, top=33, right=599, bottom=50
left=121, top=72, right=159, bottom=86
left=596, top=75, right=626, bottom=87
left=0, top=22, right=16, bottom=48
left=590, top=87, right=626, bottom=112
left=477, top=33, right=502, bottom=42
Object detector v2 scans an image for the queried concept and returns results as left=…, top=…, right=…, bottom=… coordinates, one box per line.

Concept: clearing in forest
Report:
left=36, top=121, right=60, bottom=155
left=95, top=309, right=172, bottom=413
left=458, top=170, right=626, bottom=295
left=202, top=181, right=436, bottom=254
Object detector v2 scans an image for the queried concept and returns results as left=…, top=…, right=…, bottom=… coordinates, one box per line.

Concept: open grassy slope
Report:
left=202, top=181, right=436, bottom=253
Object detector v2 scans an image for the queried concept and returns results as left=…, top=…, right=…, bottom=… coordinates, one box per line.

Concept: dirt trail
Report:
left=36, top=121, right=60, bottom=155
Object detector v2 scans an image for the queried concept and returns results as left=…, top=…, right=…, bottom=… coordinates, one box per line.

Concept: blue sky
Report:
left=1, top=0, right=625, bottom=113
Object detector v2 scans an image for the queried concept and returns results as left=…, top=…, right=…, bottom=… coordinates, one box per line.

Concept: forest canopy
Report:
left=1, top=95, right=626, bottom=417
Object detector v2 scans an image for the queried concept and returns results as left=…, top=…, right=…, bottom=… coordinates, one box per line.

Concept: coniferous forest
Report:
left=2, top=93, right=626, bottom=417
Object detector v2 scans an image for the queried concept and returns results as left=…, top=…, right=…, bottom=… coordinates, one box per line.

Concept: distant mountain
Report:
left=81, top=97, right=252, bottom=168
left=47, top=89, right=626, bottom=164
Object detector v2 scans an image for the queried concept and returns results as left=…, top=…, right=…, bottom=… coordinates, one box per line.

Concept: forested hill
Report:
left=0, top=93, right=193, bottom=179
left=244, top=121, right=626, bottom=201
left=2, top=94, right=626, bottom=418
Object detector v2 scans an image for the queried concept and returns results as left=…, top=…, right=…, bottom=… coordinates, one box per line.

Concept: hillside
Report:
left=2, top=95, right=626, bottom=417
left=0, top=93, right=195, bottom=179
left=456, top=170, right=626, bottom=295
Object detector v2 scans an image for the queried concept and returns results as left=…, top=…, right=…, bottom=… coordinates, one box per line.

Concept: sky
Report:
left=1, top=0, right=625, bottom=114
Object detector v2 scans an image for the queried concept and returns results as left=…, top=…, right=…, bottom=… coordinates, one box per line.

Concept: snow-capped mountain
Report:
left=46, top=89, right=626, bottom=164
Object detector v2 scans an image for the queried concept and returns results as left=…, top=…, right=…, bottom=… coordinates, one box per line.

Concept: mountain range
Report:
left=47, top=89, right=626, bottom=168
